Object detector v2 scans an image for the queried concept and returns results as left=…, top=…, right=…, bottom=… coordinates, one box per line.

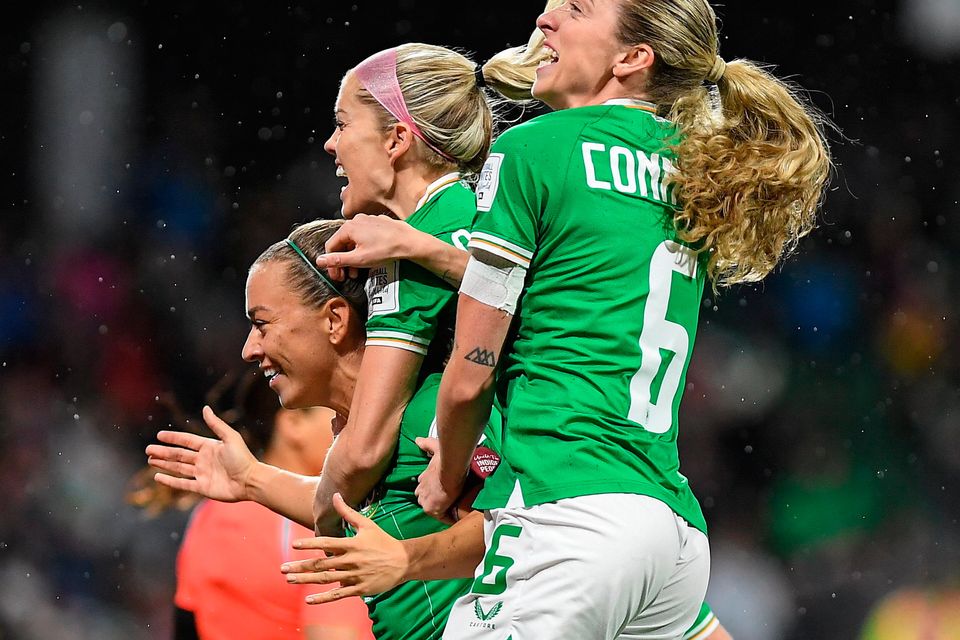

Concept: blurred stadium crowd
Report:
left=1, top=1, right=958, bottom=638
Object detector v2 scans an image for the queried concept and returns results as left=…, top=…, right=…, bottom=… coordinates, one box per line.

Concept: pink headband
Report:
left=353, top=48, right=456, bottom=162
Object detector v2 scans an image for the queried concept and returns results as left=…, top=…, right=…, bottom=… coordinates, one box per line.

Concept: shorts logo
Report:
left=474, top=601, right=502, bottom=621
left=476, top=153, right=504, bottom=212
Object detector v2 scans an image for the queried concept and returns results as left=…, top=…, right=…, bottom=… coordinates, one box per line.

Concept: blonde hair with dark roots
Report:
left=485, top=0, right=832, bottom=288
left=351, top=43, right=498, bottom=179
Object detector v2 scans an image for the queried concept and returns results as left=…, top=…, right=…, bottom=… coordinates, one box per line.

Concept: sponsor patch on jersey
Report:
left=475, top=153, right=504, bottom=212
left=366, top=260, right=400, bottom=317
left=470, top=446, right=501, bottom=478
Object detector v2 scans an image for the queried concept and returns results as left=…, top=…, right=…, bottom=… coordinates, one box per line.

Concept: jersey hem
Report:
left=477, top=480, right=706, bottom=534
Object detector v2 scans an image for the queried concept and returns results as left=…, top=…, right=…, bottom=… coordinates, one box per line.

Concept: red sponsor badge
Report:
left=470, top=445, right=501, bottom=479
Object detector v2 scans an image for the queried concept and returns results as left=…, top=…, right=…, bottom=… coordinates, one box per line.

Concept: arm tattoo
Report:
left=464, top=347, right=496, bottom=367
left=441, top=269, right=459, bottom=287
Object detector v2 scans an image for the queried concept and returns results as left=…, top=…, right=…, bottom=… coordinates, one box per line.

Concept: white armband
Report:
left=459, top=255, right=526, bottom=315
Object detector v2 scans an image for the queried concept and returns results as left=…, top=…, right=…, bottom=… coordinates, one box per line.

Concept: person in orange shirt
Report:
left=131, top=370, right=372, bottom=640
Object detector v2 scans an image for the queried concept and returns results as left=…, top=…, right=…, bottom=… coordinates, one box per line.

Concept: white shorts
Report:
left=442, top=488, right=709, bottom=640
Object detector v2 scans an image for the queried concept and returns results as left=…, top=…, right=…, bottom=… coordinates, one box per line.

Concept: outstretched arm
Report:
left=282, top=494, right=485, bottom=603
left=317, top=214, right=469, bottom=288
left=147, top=406, right=319, bottom=529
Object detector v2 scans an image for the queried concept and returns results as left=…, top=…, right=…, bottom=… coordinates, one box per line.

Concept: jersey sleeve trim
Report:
left=365, top=330, right=430, bottom=355
left=683, top=610, right=719, bottom=640
left=468, top=231, right=533, bottom=269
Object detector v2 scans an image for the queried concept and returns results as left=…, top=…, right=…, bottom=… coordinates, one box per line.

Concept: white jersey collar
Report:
left=415, top=172, right=461, bottom=211
left=603, top=98, right=658, bottom=113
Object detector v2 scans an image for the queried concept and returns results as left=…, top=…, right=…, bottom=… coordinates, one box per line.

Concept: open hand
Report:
left=281, top=493, right=408, bottom=603
left=145, top=405, right=257, bottom=502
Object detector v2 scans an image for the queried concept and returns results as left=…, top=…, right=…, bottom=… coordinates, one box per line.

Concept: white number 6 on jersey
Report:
left=628, top=241, right=698, bottom=434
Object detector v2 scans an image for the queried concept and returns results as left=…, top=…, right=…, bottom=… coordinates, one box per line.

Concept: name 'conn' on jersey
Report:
left=469, top=101, right=706, bottom=534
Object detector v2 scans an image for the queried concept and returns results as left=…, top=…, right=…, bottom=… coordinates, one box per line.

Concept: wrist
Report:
left=438, top=458, right=469, bottom=492
left=407, top=226, right=433, bottom=263
left=399, top=536, right=424, bottom=581
left=245, top=461, right=276, bottom=504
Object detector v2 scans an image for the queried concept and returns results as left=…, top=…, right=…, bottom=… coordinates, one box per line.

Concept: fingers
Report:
left=282, top=554, right=351, bottom=575
left=415, top=437, right=439, bottom=456
left=153, top=472, right=199, bottom=493
left=148, top=456, right=195, bottom=478
left=316, top=249, right=368, bottom=271
left=290, top=535, right=354, bottom=555
left=306, top=584, right=365, bottom=605
left=155, top=430, right=210, bottom=451
left=289, top=570, right=348, bottom=586
left=330, top=493, right=368, bottom=530
left=145, top=444, right=198, bottom=465
left=202, top=405, right=236, bottom=440
left=323, top=225, right=356, bottom=255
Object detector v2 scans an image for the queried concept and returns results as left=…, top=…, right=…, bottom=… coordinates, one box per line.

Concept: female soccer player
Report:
left=147, top=220, right=500, bottom=640
left=307, top=42, right=493, bottom=539
left=301, top=38, right=554, bottom=539
left=377, top=1, right=828, bottom=638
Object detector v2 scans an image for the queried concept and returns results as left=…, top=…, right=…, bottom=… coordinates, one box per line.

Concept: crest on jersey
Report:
left=474, top=600, right=503, bottom=622
left=476, top=153, right=504, bottom=212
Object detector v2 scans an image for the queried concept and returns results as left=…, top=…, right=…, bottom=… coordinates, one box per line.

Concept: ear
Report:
left=323, top=297, right=356, bottom=345
left=385, top=121, right=416, bottom=165
left=612, top=43, right=655, bottom=81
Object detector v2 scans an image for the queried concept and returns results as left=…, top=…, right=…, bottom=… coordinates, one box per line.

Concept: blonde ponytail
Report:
left=611, top=0, right=831, bottom=288
left=670, top=60, right=831, bottom=287
left=481, top=0, right=565, bottom=101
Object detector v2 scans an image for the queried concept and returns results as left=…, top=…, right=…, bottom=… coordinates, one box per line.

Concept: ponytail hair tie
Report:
left=474, top=63, right=487, bottom=89
left=706, top=55, right=726, bottom=84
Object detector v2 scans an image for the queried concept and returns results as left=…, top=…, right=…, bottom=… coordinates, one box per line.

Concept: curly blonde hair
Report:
left=486, top=0, right=832, bottom=288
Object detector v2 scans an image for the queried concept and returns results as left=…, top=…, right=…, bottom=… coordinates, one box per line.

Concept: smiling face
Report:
left=323, top=73, right=397, bottom=219
left=241, top=261, right=342, bottom=409
left=533, top=0, right=632, bottom=109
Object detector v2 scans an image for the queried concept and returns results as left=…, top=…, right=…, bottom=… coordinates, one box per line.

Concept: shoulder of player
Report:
left=411, top=181, right=475, bottom=243
left=492, top=108, right=591, bottom=153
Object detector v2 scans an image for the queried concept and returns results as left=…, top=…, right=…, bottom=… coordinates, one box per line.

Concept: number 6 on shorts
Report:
left=471, top=524, right=521, bottom=596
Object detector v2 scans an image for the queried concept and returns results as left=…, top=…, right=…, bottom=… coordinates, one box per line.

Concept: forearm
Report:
left=313, top=427, right=398, bottom=536
left=403, top=511, right=485, bottom=581
left=435, top=366, right=494, bottom=485
left=436, top=294, right=512, bottom=485
left=246, top=461, right=319, bottom=529
left=407, top=230, right=469, bottom=288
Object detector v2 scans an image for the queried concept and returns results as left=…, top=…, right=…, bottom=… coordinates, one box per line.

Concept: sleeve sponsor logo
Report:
left=476, top=153, right=504, bottom=213
left=366, top=260, right=400, bottom=317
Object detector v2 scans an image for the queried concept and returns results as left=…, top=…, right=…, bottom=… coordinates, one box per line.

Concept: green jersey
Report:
left=469, top=101, right=706, bottom=533
left=354, top=175, right=496, bottom=639
left=351, top=373, right=502, bottom=640
left=365, top=173, right=473, bottom=377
